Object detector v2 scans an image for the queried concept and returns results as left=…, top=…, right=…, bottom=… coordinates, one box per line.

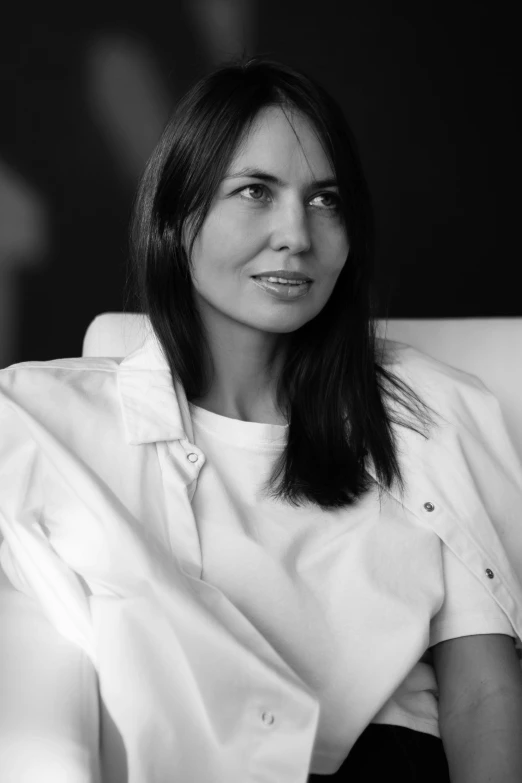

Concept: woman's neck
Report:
left=189, top=392, right=288, bottom=425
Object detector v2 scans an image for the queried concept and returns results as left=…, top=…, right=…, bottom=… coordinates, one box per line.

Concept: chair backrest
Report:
left=83, top=313, right=522, bottom=462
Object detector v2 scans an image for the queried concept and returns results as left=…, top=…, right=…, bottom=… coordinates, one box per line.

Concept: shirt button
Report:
left=423, top=502, right=435, bottom=512
left=187, top=453, right=199, bottom=463
left=485, top=568, right=495, bottom=579
left=261, top=711, right=275, bottom=726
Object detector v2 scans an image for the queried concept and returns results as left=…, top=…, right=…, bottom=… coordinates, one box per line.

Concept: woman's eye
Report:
left=311, top=192, right=340, bottom=210
left=239, top=184, right=267, bottom=201
left=237, top=185, right=340, bottom=211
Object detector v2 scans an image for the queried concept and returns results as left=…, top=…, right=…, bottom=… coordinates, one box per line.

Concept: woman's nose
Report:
left=269, top=201, right=311, bottom=255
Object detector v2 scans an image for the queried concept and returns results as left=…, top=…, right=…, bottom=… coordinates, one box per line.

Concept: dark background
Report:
left=0, top=1, right=519, bottom=368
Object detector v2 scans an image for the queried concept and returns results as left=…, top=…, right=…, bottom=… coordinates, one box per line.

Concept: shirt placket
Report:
left=156, top=438, right=205, bottom=580
left=153, top=437, right=322, bottom=781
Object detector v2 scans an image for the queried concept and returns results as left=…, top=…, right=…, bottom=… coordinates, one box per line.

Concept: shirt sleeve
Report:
left=389, top=345, right=522, bottom=658
left=0, top=567, right=102, bottom=782
left=429, top=540, right=516, bottom=648
left=0, top=387, right=102, bottom=781
left=0, top=386, right=96, bottom=662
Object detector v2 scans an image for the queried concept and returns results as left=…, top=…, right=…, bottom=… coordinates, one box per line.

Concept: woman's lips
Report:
left=251, top=277, right=313, bottom=301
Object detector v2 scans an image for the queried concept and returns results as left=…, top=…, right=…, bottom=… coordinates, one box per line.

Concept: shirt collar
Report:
left=116, top=330, right=195, bottom=445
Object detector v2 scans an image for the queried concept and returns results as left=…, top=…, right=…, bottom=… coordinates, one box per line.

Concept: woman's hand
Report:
left=432, top=633, right=522, bottom=782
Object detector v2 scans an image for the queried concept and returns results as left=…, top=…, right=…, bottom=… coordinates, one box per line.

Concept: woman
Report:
left=1, top=56, right=522, bottom=782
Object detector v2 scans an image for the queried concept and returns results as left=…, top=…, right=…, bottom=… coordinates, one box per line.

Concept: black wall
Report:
left=1, top=1, right=518, bottom=366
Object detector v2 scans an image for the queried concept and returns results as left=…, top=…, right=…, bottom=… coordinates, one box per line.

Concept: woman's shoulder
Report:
left=1, top=354, right=121, bottom=377
left=0, top=354, right=121, bottom=390
left=376, top=336, right=493, bottom=412
left=0, top=355, right=123, bottom=425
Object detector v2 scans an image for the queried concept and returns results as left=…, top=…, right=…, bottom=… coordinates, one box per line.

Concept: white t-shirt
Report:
left=188, top=401, right=515, bottom=755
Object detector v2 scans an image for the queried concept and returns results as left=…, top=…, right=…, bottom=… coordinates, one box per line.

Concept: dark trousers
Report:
left=307, top=723, right=450, bottom=782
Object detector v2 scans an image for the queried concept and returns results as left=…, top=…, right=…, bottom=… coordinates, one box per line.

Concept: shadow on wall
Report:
left=0, top=160, right=49, bottom=368
left=0, top=0, right=257, bottom=369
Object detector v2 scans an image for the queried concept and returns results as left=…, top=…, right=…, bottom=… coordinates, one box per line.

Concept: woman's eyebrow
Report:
left=223, top=167, right=338, bottom=190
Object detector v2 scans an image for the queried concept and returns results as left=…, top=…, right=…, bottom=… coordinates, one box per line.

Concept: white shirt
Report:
left=1, top=331, right=521, bottom=782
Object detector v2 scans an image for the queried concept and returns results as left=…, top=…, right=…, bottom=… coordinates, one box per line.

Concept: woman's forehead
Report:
left=229, top=106, right=334, bottom=180
left=237, top=106, right=321, bottom=152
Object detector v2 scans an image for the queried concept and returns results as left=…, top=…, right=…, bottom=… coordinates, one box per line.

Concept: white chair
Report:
left=83, top=312, right=522, bottom=463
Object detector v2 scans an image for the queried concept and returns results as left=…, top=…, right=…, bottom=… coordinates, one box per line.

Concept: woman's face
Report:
left=188, top=105, right=349, bottom=337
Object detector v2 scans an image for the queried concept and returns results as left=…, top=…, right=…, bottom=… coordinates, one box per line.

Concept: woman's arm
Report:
left=432, top=633, right=522, bottom=782
left=0, top=566, right=102, bottom=782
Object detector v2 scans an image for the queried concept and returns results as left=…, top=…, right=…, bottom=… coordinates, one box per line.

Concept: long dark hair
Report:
left=125, top=55, right=437, bottom=511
